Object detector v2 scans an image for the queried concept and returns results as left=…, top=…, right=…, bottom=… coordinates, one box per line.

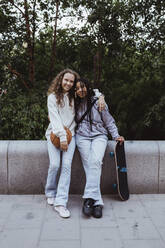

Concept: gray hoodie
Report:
left=76, top=97, right=120, bottom=139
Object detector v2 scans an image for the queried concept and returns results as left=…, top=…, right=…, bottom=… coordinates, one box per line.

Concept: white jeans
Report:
left=45, top=136, right=76, bottom=207
left=76, top=134, right=108, bottom=206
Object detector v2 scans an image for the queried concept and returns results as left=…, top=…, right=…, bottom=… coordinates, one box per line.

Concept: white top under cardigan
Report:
left=45, top=90, right=102, bottom=142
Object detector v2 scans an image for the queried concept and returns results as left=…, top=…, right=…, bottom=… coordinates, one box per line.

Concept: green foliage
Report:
left=0, top=0, right=165, bottom=140
left=143, top=96, right=165, bottom=139
left=0, top=88, right=48, bottom=140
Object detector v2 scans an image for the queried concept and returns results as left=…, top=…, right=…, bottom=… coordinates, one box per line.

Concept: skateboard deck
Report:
left=114, top=142, right=129, bottom=201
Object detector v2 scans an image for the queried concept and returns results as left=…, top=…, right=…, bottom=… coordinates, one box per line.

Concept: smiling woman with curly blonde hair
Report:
left=45, top=68, right=80, bottom=218
left=47, top=68, right=79, bottom=107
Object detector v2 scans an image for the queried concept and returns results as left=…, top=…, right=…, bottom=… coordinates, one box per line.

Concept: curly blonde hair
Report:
left=48, top=69, right=80, bottom=107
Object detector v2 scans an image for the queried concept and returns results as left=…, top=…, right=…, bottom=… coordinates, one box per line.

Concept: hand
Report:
left=60, top=141, right=68, bottom=151
left=98, top=95, right=105, bottom=112
left=115, top=136, right=125, bottom=145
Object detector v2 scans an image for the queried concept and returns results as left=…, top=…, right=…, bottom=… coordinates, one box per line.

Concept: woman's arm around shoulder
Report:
left=93, top=89, right=106, bottom=112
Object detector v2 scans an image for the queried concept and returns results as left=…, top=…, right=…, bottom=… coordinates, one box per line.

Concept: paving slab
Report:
left=39, top=240, right=81, bottom=248
left=123, top=240, right=165, bottom=248
left=41, top=217, right=80, bottom=241
left=157, top=227, right=165, bottom=241
left=0, top=228, right=40, bottom=248
left=81, top=227, right=123, bottom=248
left=117, top=217, right=161, bottom=240
left=0, top=194, right=164, bottom=248
left=5, top=208, right=45, bottom=230
left=111, top=196, right=149, bottom=219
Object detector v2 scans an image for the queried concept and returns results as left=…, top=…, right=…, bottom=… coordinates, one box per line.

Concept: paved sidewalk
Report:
left=0, top=194, right=165, bottom=248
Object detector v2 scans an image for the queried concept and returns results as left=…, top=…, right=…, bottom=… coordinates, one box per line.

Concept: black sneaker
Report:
left=82, top=198, right=95, bottom=217
left=93, top=205, right=103, bottom=218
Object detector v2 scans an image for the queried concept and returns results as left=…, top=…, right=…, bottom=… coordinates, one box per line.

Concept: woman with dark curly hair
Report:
left=75, top=78, right=124, bottom=218
left=45, top=69, right=104, bottom=218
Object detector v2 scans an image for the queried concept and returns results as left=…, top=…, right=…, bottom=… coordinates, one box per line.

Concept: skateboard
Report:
left=110, top=142, right=129, bottom=201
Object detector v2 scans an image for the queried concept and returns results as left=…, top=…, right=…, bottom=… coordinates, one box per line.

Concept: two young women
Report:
left=45, top=69, right=124, bottom=218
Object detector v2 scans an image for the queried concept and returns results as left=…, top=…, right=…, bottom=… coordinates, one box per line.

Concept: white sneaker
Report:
left=54, top=206, right=70, bottom=218
left=47, top=198, right=55, bottom=205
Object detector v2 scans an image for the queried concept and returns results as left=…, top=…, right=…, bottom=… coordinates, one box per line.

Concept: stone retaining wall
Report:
left=0, top=140, right=164, bottom=194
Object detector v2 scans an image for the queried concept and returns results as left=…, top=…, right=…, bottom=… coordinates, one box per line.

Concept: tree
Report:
left=0, top=0, right=165, bottom=140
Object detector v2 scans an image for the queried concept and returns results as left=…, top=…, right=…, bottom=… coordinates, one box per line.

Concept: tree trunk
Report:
left=94, top=39, right=102, bottom=88
left=7, top=0, right=35, bottom=89
left=31, top=0, right=37, bottom=80
left=49, top=0, right=60, bottom=81
left=93, top=16, right=102, bottom=88
left=24, top=0, right=35, bottom=85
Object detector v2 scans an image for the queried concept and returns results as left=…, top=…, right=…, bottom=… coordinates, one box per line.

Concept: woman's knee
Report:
left=62, top=158, right=72, bottom=168
left=61, top=165, right=71, bottom=176
left=91, top=157, right=102, bottom=168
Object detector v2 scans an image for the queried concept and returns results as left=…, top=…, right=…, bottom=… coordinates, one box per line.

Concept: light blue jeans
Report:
left=45, top=136, right=76, bottom=207
left=76, top=134, right=108, bottom=206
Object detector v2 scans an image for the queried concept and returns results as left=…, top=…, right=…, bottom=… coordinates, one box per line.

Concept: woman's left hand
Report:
left=60, top=141, right=68, bottom=151
left=115, top=136, right=125, bottom=145
left=98, top=95, right=105, bottom=112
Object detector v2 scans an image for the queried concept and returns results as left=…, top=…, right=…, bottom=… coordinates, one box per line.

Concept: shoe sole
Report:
left=47, top=200, right=54, bottom=206
left=92, top=214, right=102, bottom=218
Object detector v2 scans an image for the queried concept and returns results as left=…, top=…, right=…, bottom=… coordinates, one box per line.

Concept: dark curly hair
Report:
left=75, top=78, right=95, bottom=129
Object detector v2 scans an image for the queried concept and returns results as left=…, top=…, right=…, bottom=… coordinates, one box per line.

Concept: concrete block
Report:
left=101, top=141, right=116, bottom=194
left=8, top=141, right=49, bottom=194
left=125, top=141, right=159, bottom=193
left=0, top=141, right=9, bottom=193
left=70, top=148, right=85, bottom=194
left=158, top=141, right=165, bottom=193
left=0, top=140, right=163, bottom=194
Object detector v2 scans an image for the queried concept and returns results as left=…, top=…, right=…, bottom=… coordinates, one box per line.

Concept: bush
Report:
left=0, top=90, right=48, bottom=140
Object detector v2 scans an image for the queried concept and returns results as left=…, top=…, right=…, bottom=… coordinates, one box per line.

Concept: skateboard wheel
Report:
left=109, top=152, right=114, bottom=157
left=120, top=168, right=127, bottom=172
